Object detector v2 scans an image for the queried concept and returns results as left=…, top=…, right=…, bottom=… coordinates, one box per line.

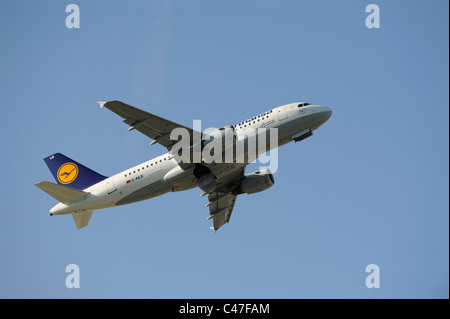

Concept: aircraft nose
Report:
left=313, top=105, right=332, bottom=123
left=308, top=105, right=332, bottom=130
left=321, top=106, right=332, bottom=122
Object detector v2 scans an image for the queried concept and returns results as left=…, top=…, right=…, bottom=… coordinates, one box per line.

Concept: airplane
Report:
left=35, top=101, right=332, bottom=232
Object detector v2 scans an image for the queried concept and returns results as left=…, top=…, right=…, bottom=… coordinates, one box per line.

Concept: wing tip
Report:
left=97, top=101, right=107, bottom=108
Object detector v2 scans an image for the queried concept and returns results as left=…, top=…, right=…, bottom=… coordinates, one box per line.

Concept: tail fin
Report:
left=72, top=211, right=93, bottom=229
left=44, top=153, right=107, bottom=190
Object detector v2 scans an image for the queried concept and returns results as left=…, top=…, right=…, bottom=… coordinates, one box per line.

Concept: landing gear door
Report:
left=106, top=177, right=117, bottom=194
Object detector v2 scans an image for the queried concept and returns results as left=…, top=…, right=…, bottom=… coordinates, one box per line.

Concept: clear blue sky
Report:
left=0, top=0, right=448, bottom=298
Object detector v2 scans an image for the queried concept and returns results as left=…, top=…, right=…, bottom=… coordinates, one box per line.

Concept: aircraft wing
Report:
left=100, top=100, right=199, bottom=150
left=204, top=166, right=245, bottom=232
left=206, top=191, right=238, bottom=233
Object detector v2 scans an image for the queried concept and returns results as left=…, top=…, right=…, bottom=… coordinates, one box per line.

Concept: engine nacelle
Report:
left=233, top=168, right=275, bottom=195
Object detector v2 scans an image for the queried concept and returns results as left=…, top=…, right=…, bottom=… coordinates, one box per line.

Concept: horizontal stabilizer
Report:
left=35, top=181, right=89, bottom=204
left=72, top=211, right=93, bottom=229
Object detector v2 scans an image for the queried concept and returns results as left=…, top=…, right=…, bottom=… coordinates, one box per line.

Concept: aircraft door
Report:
left=106, top=177, right=117, bottom=194
left=277, top=106, right=288, bottom=121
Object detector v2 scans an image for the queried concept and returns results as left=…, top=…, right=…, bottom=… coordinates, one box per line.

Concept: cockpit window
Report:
left=298, top=103, right=310, bottom=108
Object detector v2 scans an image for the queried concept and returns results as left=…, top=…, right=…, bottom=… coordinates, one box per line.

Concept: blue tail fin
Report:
left=43, top=153, right=107, bottom=190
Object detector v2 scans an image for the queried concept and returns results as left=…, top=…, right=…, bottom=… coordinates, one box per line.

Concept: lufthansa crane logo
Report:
left=57, top=162, right=79, bottom=184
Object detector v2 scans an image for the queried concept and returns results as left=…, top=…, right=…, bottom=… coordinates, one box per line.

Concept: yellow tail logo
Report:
left=57, top=162, right=79, bottom=184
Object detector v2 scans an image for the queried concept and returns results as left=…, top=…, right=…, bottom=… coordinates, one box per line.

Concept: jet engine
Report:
left=233, top=168, right=275, bottom=195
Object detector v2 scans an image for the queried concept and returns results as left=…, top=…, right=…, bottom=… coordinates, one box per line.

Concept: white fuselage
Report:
left=50, top=103, right=332, bottom=216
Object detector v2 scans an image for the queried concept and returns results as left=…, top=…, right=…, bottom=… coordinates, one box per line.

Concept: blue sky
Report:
left=0, top=0, right=448, bottom=298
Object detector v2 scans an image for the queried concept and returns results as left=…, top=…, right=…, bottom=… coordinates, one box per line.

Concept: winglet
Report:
left=209, top=227, right=217, bottom=234
left=97, top=101, right=107, bottom=108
